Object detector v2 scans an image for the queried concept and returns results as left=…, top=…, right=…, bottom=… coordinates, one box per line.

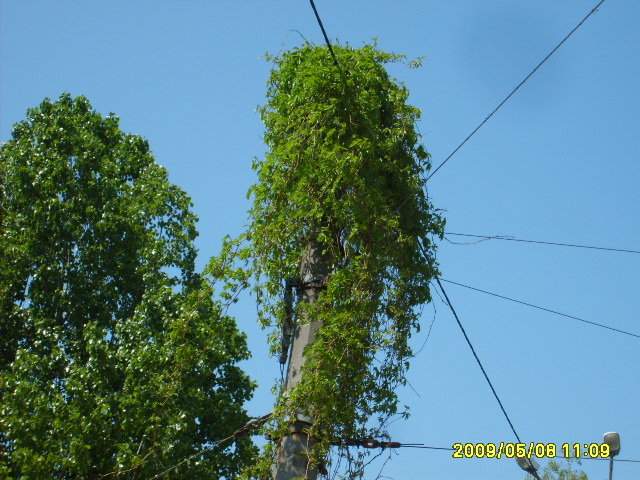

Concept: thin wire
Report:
left=401, top=445, right=454, bottom=451
left=425, top=0, right=606, bottom=182
left=307, top=0, right=373, bottom=138
left=440, top=278, right=640, bottom=339
left=145, top=413, right=272, bottom=479
left=435, top=278, right=522, bottom=443
left=308, top=0, right=340, bottom=67
left=414, top=291, right=437, bottom=356
left=325, top=436, right=640, bottom=464
left=562, top=456, right=640, bottom=463
left=337, top=433, right=640, bottom=464
left=445, top=232, right=640, bottom=254
left=397, top=446, right=640, bottom=464
left=146, top=436, right=235, bottom=480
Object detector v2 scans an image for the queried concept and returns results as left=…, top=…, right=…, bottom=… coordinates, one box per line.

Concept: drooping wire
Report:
left=145, top=413, right=272, bottom=479
left=444, top=232, right=640, bottom=255
left=435, top=278, right=523, bottom=443
left=414, top=288, right=437, bottom=357
left=440, top=278, right=640, bottom=339
left=425, top=0, right=607, bottom=182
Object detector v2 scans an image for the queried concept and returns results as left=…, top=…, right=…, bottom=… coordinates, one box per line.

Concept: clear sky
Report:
left=1, top=1, right=638, bottom=479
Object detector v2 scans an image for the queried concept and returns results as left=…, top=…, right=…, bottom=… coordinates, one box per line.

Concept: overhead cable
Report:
left=445, top=232, right=640, bottom=255
left=440, top=278, right=640, bottom=339
left=329, top=437, right=640, bottom=464
left=435, top=278, right=523, bottom=443
left=425, top=0, right=607, bottom=181
left=308, top=0, right=340, bottom=67
left=393, top=444, right=640, bottom=464
left=401, top=445, right=455, bottom=451
left=330, top=435, right=640, bottom=464
left=574, top=457, right=640, bottom=463
left=146, top=413, right=272, bottom=479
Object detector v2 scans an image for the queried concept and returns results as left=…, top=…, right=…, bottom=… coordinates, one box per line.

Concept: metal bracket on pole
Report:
left=279, top=278, right=300, bottom=365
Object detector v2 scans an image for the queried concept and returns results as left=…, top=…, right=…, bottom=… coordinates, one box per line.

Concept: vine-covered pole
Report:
left=246, top=43, right=445, bottom=480
left=274, top=242, right=329, bottom=480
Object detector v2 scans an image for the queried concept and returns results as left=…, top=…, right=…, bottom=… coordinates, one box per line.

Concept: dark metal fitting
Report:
left=278, top=350, right=288, bottom=364
left=298, top=279, right=328, bottom=290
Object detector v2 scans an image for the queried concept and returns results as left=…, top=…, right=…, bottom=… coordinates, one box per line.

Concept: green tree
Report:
left=526, top=459, right=589, bottom=480
left=244, top=42, right=444, bottom=478
left=0, top=94, right=255, bottom=479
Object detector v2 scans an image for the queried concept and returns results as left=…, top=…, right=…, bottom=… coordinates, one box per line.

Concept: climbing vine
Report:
left=245, top=42, right=445, bottom=478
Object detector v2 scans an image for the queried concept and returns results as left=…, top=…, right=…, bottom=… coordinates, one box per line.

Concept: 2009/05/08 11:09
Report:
left=451, top=442, right=611, bottom=459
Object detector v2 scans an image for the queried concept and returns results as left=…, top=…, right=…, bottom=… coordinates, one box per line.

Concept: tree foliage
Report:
left=525, top=459, right=589, bottom=480
left=246, top=42, right=444, bottom=477
left=0, top=94, right=256, bottom=478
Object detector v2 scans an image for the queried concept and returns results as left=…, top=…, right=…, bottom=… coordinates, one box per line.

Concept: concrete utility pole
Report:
left=273, top=241, right=329, bottom=480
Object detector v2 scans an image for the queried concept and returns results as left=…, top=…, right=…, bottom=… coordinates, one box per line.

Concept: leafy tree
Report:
left=0, top=94, right=256, bottom=479
left=244, top=42, right=444, bottom=478
left=525, top=459, right=589, bottom=480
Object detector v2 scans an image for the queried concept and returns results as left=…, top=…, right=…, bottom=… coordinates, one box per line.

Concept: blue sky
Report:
left=1, top=1, right=638, bottom=479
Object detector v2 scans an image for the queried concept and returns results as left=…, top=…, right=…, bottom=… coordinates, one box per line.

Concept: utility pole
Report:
left=273, top=241, right=329, bottom=480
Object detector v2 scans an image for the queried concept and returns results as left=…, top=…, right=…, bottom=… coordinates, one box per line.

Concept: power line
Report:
left=440, top=278, right=640, bottom=339
left=307, top=0, right=376, bottom=138
left=274, top=430, right=640, bottom=464
left=435, top=278, right=523, bottom=443
left=308, top=0, right=340, bottom=68
left=575, top=457, right=640, bottom=463
left=329, top=438, right=640, bottom=465
left=327, top=434, right=640, bottom=464
left=397, top=444, right=640, bottom=463
left=397, top=445, right=640, bottom=464
left=142, top=413, right=271, bottom=480
left=401, top=445, right=454, bottom=451
left=425, top=0, right=606, bottom=182
left=445, top=232, right=640, bottom=255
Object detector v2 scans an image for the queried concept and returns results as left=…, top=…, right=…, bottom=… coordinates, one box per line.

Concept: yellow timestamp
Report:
left=451, top=442, right=611, bottom=459
left=452, top=442, right=557, bottom=459
left=562, top=443, right=610, bottom=458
